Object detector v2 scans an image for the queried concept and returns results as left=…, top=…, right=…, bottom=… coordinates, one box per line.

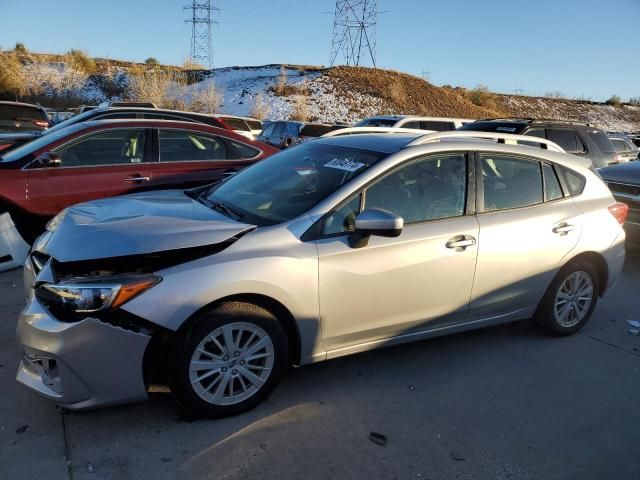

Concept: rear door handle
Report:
left=553, top=223, right=574, bottom=235
left=124, top=175, right=150, bottom=183
left=446, top=235, right=476, bottom=250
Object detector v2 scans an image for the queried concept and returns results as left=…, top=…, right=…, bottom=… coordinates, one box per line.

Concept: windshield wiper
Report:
left=209, top=200, right=244, bottom=220
left=190, top=190, right=244, bottom=220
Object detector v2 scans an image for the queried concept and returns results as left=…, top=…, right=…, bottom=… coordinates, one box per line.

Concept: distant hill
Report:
left=1, top=51, right=638, bottom=130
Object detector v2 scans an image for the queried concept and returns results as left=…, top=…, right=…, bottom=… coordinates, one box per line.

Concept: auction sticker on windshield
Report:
left=324, top=158, right=366, bottom=172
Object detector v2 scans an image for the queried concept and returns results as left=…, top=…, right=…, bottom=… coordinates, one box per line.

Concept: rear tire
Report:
left=533, top=260, right=599, bottom=336
left=169, top=302, right=288, bottom=418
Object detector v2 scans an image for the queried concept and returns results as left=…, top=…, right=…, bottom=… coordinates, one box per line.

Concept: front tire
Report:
left=533, top=260, right=599, bottom=336
left=169, top=302, right=288, bottom=418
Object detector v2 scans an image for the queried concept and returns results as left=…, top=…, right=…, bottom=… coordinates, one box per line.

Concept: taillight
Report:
left=613, top=153, right=620, bottom=164
left=32, top=119, right=49, bottom=128
left=608, top=202, right=629, bottom=225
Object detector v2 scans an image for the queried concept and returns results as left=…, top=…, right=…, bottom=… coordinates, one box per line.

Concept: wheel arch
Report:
left=564, top=251, right=608, bottom=297
left=174, top=293, right=302, bottom=366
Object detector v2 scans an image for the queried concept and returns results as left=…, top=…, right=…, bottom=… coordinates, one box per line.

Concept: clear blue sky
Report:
left=0, top=0, right=638, bottom=100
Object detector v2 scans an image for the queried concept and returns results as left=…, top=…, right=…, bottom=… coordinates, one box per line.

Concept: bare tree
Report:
left=290, top=95, right=309, bottom=121
left=190, top=81, right=222, bottom=114
left=250, top=93, right=269, bottom=119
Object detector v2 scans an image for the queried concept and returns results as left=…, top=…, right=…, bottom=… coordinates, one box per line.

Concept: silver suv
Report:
left=17, top=132, right=627, bottom=417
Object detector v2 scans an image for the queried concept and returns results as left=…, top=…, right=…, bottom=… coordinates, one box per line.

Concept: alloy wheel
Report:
left=189, top=322, right=275, bottom=406
left=553, top=271, right=594, bottom=328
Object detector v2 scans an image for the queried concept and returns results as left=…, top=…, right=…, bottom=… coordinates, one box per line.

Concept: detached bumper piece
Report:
left=16, top=299, right=151, bottom=410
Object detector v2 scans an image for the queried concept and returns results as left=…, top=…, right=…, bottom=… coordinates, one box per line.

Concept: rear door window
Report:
left=54, top=129, right=146, bottom=167
left=158, top=130, right=229, bottom=162
left=479, top=154, right=543, bottom=211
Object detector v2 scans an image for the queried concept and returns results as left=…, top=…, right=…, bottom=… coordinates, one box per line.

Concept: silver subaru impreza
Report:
left=17, top=132, right=627, bottom=417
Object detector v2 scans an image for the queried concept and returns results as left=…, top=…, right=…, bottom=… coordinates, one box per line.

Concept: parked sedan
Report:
left=0, top=106, right=234, bottom=153
left=600, top=162, right=640, bottom=244
left=17, top=131, right=626, bottom=417
left=0, top=119, right=277, bottom=241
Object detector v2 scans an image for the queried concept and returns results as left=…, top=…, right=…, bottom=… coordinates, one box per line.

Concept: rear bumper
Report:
left=16, top=298, right=150, bottom=410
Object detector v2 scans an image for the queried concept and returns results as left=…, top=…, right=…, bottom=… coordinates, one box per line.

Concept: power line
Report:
left=184, top=0, right=219, bottom=68
left=330, top=0, right=379, bottom=67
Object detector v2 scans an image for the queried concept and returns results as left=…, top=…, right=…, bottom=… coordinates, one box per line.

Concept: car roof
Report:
left=92, top=106, right=217, bottom=117
left=0, top=100, right=46, bottom=110
left=314, top=133, right=424, bottom=153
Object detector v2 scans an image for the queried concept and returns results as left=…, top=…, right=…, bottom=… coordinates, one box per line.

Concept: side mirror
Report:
left=36, top=152, right=62, bottom=168
left=349, top=208, right=404, bottom=248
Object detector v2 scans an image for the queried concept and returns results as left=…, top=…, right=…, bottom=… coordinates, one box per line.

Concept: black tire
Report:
left=169, top=301, right=288, bottom=418
left=533, top=259, right=599, bottom=337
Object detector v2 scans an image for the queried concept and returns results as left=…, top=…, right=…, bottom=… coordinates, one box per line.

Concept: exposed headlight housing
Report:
left=36, top=275, right=160, bottom=318
left=45, top=209, right=68, bottom=232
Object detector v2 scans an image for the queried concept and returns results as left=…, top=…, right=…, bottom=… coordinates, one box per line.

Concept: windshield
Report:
left=1, top=123, right=85, bottom=162
left=44, top=109, right=100, bottom=135
left=206, top=142, right=385, bottom=226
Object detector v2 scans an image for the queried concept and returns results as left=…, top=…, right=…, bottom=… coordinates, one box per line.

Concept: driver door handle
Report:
left=124, top=175, right=150, bottom=183
left=446, top=235, right=476, bottom=250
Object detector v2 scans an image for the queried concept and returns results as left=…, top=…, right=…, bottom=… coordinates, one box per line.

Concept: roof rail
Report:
left=407, top=131, right=566, bottom=153
left=474, top=117, right=533, bottom=122
left=529, top=118, right=592, bottom=126
left=322, top=126, right=433, bottom=137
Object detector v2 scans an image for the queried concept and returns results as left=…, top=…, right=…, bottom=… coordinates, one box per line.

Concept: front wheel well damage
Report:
left=142, top=293, right=303, bottom=386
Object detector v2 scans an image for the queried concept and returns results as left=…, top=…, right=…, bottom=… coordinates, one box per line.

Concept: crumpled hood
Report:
left=37, top=190, right=256, bottom=262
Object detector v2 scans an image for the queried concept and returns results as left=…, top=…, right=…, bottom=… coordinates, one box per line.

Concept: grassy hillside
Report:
left=1, top=48, right=638, bottom=130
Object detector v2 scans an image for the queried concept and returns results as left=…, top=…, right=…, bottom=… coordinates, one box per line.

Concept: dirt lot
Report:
left=1, top=249, right=639, bottom=480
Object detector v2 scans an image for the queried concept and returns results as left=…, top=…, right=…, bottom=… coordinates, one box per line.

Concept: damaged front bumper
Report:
left=16, top=298, right=151, bottom=410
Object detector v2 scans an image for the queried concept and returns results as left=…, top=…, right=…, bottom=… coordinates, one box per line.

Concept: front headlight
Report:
left=36, top=275, right=160, bottom=317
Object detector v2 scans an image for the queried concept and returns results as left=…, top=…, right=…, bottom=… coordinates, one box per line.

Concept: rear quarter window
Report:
left=221, top=118, right=250, bottom=131
left=586, top=130, right=616, bottom=153
left=245, top=120, right=263, bottom=130
left=558, top=166, right=586, bottom=196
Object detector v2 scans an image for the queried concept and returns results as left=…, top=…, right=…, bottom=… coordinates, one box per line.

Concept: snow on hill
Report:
left=12, top=57, right=640, bottom=131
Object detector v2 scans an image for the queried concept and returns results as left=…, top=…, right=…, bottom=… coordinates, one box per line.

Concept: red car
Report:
left=0, top=119, right=278, bottom=241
